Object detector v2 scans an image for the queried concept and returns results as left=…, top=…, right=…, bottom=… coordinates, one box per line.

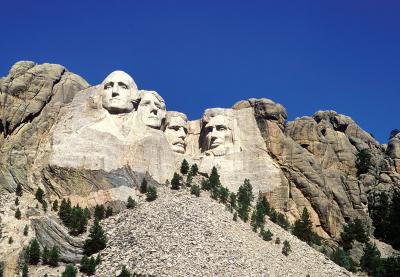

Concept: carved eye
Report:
left=217, top=125, right=227, bottom=131
left=104, top=82, right=113, bottom=90
left=118, top=82, right=128, bottom=89
left=206, top=126, right=213, bottom=133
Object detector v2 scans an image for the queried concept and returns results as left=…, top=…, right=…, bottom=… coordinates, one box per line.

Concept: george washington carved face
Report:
left=164, top=112, right=188, bottom=154
left=101, top=71, right=138, bottom=114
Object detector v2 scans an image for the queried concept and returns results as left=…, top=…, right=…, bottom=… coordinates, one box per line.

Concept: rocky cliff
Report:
left=0, top=61, right=399, bottom=275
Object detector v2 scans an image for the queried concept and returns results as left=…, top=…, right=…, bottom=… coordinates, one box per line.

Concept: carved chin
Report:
left=143, top=118, right=162, bottom=129
left=208, top=146, right=226, bottom=156
left=171, top=144, right=185, bottom=154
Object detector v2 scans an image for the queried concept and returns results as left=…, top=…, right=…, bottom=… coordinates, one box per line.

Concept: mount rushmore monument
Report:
left=0, top=61, right=399, bottom=243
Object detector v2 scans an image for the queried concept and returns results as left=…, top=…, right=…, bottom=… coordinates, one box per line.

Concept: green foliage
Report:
left=275, top=237, right=281, bottom=244
left=229, top=192, right=237, bottom=209
left=218, top=186, right=229, bottom=204
left=282, top=240, right=291, bottom=256
left=42, top=200, right=48, bottom=212
left=96, top=254, right=101, bottom=265
left=356, top=149, right=373, bottom=175
left=171, top=172, right=182, bottom=190
left=35, top=187, right=45, bottom=203
left=270, top=209, right=290, bottom=231
left=94, top=204, right=105, bottom=221
left=253, top=195, right=270, bottom=228
left=23, top=225, right=29, bottom=236
left=62, top=264, right=78, bottom=277
left=16, top=183, right=23, bottom=197
left=127, top=196, right=136, bottom=209
left=140, top=178, right=148, bottom=194
left=370, top=192, right=389, bottom=240
left=59, top=198, right=72, bottom=225
left=292, top=208, right=321, bottom=245
left=180, top=159, right=189, bottom=175
left=21, top=263, right=29, bottom=277
left=387, top=189, right=400, bottom=250
left=237, top=179, right=254, bottom=222
left=8, top=237, right=13, bottom=244
left=84, top=219, right=107, bottom=256
left=209, top=167, right=221, bottom=190
left=42, top=246, right=49, bottom=265
left=190, top=184, right=200, bottom=197
left=80, top=255, right=97, bottom=275
left=341, top=218, right=369, bottom=251
left=49, top=246, right=59, bottom=267
left=379, top=256, right=400, bottom=276
left=330, top=247, right=354, bottom=271
left=118, top=265, right=131, bottom=277
left=52, top=199, right=59, bottom=211
left=190, top=164, right=198, bottom=176
left=201, top=178, right=211, bottom=191
left=15, top=208, right=21, bottom=219
left=260, top=229, right=273, bottom=241
left=106, top=206, right=113, bottom=218
left=15, top=197, right=19, bottom=206
left=28, top=239, right=41, bottom=265
left=68, top=205, right=89, bottom=235
left=186, top=172, right=193, bottom=186
left=360, top=242, right=381, bottom=276
left=146, top=186, right=157, bottom=202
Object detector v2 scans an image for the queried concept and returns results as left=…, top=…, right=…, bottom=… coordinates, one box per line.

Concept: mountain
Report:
left=0, top=61, right=399, bottom=276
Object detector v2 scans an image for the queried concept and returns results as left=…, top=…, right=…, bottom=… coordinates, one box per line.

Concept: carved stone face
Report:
left=137, top=92, right=166, bottom=129
left=101, top=71, right=138, bottom=114
left=204, top=114, right=233, bottom=156
left=165, top=115, right=188, bottom=154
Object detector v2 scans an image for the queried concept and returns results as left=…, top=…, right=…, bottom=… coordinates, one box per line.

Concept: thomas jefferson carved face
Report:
left=204, top=114, right=233, bottom=156
left=164, top=113, right=188, bottom=154
left=137, top=91, right=166, bottom=129
left=101, top=71, right=138, bottom=114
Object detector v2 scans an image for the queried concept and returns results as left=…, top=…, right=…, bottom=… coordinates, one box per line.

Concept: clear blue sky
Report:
left=1, top=0, right=399, bottom=143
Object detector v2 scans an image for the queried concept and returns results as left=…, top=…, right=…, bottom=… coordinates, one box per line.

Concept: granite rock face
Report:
left=0, top=61, right=89, bottom=192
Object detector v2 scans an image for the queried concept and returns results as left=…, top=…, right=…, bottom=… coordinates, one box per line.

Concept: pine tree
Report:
left=276, top=213, right=290, bottom=231
left=80, top=255, right=96, bottom=275
left=42, top=246, right=49, bottom=265
left=140, top=178, right=148, bottom=194
left=171, top=172, right=181, bottom=190
left=49, top=246, right=59, bottom=267
left=59, top=198, right=72, bottom=226
left=341, top=218, right=368, bottom=251
left=94, top=204, right=105, bottom=221
left=23, top=225, right=29, bottom=236
left=95, top=254, right=101, bottom=265
left=62, top=264, right=77, bottom=277
left=84, top=219, right=107, bottom=255
left=260, top=229, right=273, bottom=241
left=186, top=171, right=193, bottom=186
left=201, top=178, right=211, bottom=191
left=218, top=186, right=229, bottom=204
left=42, top=200, right=48, bottom=212
left=180, top=159, right=189, bottom=175
left=282, top=240, right=291, bottom=256
left=190, top=184, right=200, bottom=197
left=21, top=263, right=29, bottom=277
left=15, top=197, right=19, bottom=206
left=127, top=196, right=136, bottom=209
left=292, top=208, right=319, bottom=244
left=233, top=212, right=238, bottom=221
left=190, top=164, right=199, bottom=176
left=15, top=208, right=21, bottom=219
left=29, top=239, right=41, bottom=265
left=16, top=183, right=23, bottom=197
left=229, top=192, right=237, bottom=209
left=387, top=189, right=400, bottom=250
left=254, top=195, right=269, bottom=228
left=106, top=206, right=113, bottom=217
left=35, top=187, right=44, bottom=203
left=52, top=199, right=59, bottom=211
left=146, top=186, right=157, bottom=202
left=69, top=205, right=88, bottom=235
left=209, top=167, right=221, bottom=190
left=356, top=149, right=372, bottom=175
left=237, top=179, right=253, bottom=222
left=330, top=247, right=354, bottom=271
left=118, top=265, right=131, bottom=277
left=8, top=237, right=13, bottom=244
left=360, top=242, right=382, bottom=275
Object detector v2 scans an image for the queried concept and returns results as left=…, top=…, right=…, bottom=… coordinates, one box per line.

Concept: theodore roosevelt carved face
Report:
left=137, top=91, right=166, bottom=129
left=101, top=71, right=138, bottom=114
left=164, top=112, right=188, bottom=154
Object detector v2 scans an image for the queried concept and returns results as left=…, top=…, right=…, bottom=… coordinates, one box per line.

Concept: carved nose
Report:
left=112, top=92, right=119, bottom=97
